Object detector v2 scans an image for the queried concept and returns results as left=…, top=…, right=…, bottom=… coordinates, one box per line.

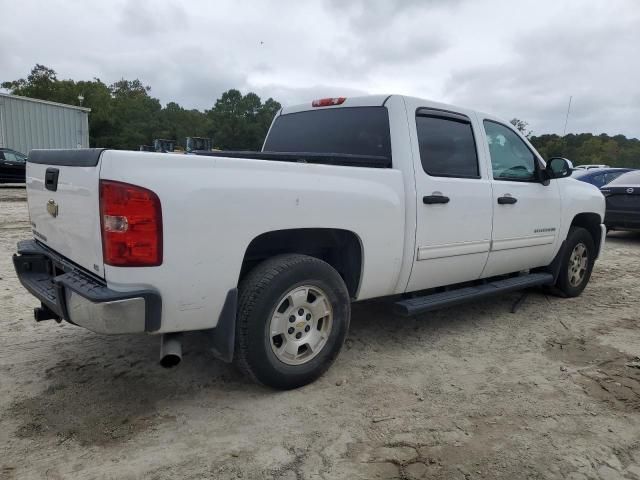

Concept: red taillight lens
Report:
left=100, top=180, right=162, bottom=267
left=312, top=97, right=346, bottom=107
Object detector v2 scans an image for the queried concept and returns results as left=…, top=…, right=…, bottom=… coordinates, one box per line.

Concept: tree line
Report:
left=2, top=65, right=639, bottom=167
left=511, top=118, right=640, bottom=168
left=530, top=133, right=640, bottom=168
left=1, top=65, right=281, bottom=151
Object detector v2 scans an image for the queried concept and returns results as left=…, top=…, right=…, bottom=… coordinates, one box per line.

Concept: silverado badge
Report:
left=46, top=199, right=59, bottom=218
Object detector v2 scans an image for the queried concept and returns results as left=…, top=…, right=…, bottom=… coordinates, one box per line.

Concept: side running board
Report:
left=394, top=273, right=554, bottom=316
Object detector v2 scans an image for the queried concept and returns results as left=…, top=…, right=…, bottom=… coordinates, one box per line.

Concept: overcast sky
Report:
left=2, top=0, right=639, bottom=138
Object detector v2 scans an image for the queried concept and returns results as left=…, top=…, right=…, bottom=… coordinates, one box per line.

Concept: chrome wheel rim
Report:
left=269, top=285, right=333, bottom=366
left=568, top=242, right=588, bottom=287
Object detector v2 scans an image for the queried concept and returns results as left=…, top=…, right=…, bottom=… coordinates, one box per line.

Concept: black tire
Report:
left=553, top=226, right=596, bottom=297
left=234, top=254, right=350, bottom=389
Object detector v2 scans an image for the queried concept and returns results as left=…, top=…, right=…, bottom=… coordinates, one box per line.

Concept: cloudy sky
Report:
left=2, top=0, right=639, bottom=137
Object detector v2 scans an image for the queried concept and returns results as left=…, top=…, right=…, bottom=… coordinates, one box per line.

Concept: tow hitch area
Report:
left=34, top=304, right=60, bottom=322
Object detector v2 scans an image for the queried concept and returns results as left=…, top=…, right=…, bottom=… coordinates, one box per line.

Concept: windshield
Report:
left=571, top=170, right=594, bottom=178
left=263, top=107, right=391, bottom=159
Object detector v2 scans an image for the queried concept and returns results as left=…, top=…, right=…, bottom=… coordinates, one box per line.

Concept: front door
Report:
left=480, top=120, right=562, bottom=278
left=406, top=109, right=493, bottom=292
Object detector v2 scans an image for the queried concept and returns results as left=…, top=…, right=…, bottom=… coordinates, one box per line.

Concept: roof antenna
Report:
left=559, top=96, right=573, bottom=158
left=562, top=96, right=572, bottom=136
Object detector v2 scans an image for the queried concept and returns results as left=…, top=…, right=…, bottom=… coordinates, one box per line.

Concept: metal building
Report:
left=0, top=93, right=90, bottom=155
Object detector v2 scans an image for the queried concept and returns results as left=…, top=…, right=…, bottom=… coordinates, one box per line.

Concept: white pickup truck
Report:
left=14, top=95, right=606, bottom=389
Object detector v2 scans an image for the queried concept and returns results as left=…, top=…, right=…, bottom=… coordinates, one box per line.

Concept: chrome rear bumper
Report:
left=13, top=239, right=161, bottom=334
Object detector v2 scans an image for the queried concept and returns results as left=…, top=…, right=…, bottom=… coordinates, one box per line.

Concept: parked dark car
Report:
left=601, top=170, right=640, bottom=231
left=572, top=167, right=635, bottom=188
left=0, top=148, right=27, bottom=183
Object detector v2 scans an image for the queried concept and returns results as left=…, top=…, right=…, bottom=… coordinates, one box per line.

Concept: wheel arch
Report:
left=239, top=228, right=364, bottom=299
left=570, top=212, right=603, bottom=254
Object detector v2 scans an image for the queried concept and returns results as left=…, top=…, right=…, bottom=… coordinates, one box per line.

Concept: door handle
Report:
left=423, top=195, right=450, bottom=204
left=45, top=168, right=60, bottom=192
left=497, top=196, right=517, bottom=205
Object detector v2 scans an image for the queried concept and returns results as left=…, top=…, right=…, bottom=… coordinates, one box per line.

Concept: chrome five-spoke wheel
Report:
left=568, top=242, right=588, bottom=287
left=269, top=285, right=333, bottom=365
left=235, top=254, right=350, bottom=389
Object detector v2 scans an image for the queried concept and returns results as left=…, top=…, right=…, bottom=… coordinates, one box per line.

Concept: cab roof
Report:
left=280, top=94, right=489, bottom=120
left=281, top=94, right=392, bottom=115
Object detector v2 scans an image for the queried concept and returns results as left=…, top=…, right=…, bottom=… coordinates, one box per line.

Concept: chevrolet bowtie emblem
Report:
left=46, top=199, right=59, bottom=218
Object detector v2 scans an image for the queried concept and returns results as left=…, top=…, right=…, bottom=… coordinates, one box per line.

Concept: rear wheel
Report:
left=554, top=227, right=596, bottom=297
left=234, top=254, right=350, bottom=389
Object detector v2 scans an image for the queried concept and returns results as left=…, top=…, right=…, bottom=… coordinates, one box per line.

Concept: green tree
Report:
left=510, top=118, right=532, bottom=138
left=1, top=64, right=59, bottom=100
left=157, top=102, right=212, bottom=148
left=106, top=79, right=163, bottom=150
left=530, top=133, right=640, bottom=168
left=2, top=66, right=283, bottom=151
left=207, top=89, right=281, bottom=150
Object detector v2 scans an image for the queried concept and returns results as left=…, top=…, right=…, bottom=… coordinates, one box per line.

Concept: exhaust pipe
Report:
left=160, top=333, right=182, bottom=368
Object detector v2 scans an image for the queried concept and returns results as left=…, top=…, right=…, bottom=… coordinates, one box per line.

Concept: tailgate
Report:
left=27, top=149, right=105, bottom=278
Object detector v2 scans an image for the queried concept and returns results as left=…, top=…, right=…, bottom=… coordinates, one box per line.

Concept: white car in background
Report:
left=574, top=164, right=610, bottom=170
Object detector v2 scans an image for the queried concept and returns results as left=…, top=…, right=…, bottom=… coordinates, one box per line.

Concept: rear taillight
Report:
left=99, top=180, right=162, bottom=267
left=312, top=97, right=346, bottom=107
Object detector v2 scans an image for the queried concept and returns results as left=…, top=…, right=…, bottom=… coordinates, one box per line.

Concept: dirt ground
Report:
left=1, top=186, right=639, bottom=480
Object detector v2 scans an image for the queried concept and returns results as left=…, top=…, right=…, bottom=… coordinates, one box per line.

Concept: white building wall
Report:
left=0, top=93, right=90, bottom=154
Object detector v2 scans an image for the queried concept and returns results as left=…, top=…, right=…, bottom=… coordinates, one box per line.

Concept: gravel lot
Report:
left=1, top=186, right=640, bottom=480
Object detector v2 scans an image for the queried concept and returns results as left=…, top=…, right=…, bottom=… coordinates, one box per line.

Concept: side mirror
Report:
left=546, top=157, right=573, bottom=179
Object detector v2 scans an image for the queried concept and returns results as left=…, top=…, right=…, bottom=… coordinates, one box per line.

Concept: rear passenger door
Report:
left=406, top=108, right=493, bottom=292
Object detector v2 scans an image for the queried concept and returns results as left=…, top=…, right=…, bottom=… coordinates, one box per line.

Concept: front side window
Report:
left=416, top=114, right=479, bottom=178
left=484, top=121, right=537, bottom=181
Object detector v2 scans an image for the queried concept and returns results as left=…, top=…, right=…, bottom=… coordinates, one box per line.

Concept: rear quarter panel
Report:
left=99, top=150, right=405, bottom=333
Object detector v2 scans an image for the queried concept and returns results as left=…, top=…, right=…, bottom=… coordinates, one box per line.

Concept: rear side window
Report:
left=603, top=171, right=627, bottom=185
left=415, top=113, right=479, bottom=178
left=609, top=171, right=640, bottom=185
left=263, top=107, right=391, bottom=159
left=4, top=151, right=25, bottom=163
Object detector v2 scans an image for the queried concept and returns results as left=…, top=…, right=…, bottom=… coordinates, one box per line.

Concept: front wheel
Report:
left=553, top=226, right=596, bottom=297
left=234, top=254, right=350, bottom=389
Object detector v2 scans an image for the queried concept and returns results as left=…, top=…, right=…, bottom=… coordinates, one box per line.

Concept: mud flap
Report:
left=208, top=288, right=237, bottom=363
